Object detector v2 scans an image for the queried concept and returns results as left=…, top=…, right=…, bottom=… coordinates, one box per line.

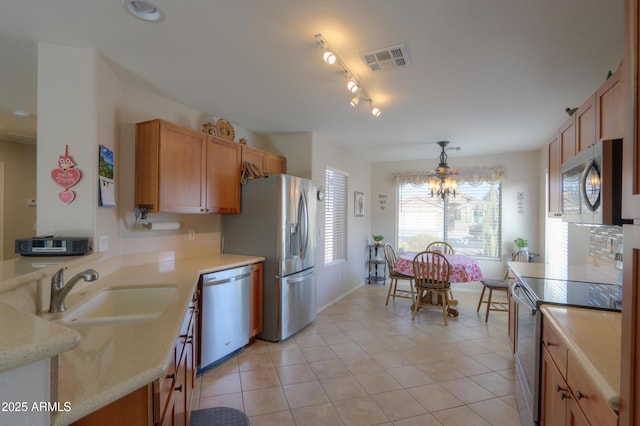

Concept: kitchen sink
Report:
left=57, top=285, right=177, bottom=326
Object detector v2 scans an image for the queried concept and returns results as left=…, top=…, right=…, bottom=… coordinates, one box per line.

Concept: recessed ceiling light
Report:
left=122, top=0, right=165, bottom=23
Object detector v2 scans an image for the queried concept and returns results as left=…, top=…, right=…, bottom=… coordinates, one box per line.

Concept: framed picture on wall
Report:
left=354, top=191, right=364, bottom=217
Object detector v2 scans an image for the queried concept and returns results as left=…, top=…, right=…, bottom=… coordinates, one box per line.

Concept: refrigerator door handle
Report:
left=299, top=190, right=309, bottom=260
left=287, top=270, right=314, bottom=283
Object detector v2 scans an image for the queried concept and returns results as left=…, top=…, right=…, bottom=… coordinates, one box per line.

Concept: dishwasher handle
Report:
left=201, top=266, right=252, bottom=286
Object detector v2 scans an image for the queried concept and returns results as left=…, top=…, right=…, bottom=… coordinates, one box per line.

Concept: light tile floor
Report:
left=192, top=283, right=523, bottom=425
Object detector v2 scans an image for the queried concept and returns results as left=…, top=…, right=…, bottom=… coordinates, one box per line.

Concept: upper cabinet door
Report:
left=560, top=117, right=577, bottom=163
left=265, top=153, right=287, bottom=174
left=576, top=94, right=596, bottom=153
left=597, top=67, right=623, bottom=142
left=241, top=146, right=266, bottom=173
left=206, top=136, right=241, bottom=213
left=136, top=119, right=207, bottom=213
left=624, top=0, right=640, bottom=219
left=548, top=135, right=562, bottom=217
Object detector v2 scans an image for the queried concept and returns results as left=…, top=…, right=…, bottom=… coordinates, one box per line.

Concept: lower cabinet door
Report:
left=540, top=348, right=567, bottom=426
left=567, top=399, right=589, bottom=426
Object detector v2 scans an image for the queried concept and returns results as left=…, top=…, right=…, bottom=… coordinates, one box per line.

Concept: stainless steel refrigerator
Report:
left=223, top=174, right=317, bottom=342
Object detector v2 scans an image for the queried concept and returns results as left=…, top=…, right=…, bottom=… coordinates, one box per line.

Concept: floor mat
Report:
left=190, top=407, right=250, bottom=426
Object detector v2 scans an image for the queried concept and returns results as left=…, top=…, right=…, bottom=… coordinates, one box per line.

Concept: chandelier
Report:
left=427, top=141, right=458, bottom=199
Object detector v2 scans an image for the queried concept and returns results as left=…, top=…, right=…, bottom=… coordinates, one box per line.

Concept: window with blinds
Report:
left=324, top=167, right=348, bottom=265
left=397, top=181, right=502, bottom=259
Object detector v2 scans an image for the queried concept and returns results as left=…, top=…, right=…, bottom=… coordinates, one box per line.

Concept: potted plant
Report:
left=514, top=237, right=528, bottom=252
left=372, top=234, right=384, bottom=246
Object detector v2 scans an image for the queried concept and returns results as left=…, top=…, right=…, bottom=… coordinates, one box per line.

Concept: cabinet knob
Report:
left=544, top=340, right=557, bottom=347
left=555, top=384, right=567, bottom=393
left=165, top=372, right=175, bottom=380
left=576, top=390, right=588, bottom=400
left=174, top=384, right=183, bottom=392
left=560, top=391, right=571, bottom=400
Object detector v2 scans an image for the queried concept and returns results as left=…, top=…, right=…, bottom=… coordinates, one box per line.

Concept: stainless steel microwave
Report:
left=561, top=139, right=623, bottom=225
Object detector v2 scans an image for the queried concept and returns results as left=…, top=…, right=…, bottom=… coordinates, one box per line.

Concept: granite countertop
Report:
left=51, top=253, right=264, bottom=425
left=0, top=254, right=102, bottom=374
left=0, top=252, right=263, bottom=426
left=0, top=253, right=102, bottom=294
left=541, top=305, right=621, bottom=412
left=0, top=303, right=80, bottom=373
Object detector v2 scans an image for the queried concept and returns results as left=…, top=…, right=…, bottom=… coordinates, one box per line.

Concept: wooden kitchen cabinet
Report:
left=540, top=316, right=617, bottom=426
left=560, top=117, right=576, bottom=163
left=265, top=152, right=287, bottom=174
left=576, top=94, right=596, bottom=154
left=596, top=67, right=623, bottom=142
left=621, top=3, right=640, bottom=423
left=206, top=136, right=241, bottom=213
left=136, top=119, right=208, bottom=214
left=241, top=145, right=266, bottom=171
left=72, top=288, right=199, bottom=426
left=241, top=145, right=287, bottom=175
left=541, top=348, right=568, bottom=426
left=548, top=134, right=563, bottom=217
left=135, top=119, right=241, bottom=214
left=249, top=262, right=264, bottom=338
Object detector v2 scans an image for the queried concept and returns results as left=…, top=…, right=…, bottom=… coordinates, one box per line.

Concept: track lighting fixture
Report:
left=314, top=33, right=382, bottom=117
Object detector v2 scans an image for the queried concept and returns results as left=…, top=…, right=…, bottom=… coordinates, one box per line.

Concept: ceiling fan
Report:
left=426, top=141, right=459, bottom=178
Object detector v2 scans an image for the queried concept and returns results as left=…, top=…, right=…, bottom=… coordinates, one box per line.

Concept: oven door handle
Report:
left=511, top=283, right=537, bottom=315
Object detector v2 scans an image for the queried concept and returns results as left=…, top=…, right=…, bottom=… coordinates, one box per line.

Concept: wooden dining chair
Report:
left=426, top=241, right=455, bottom=255
left=476, top=249, right=529, bottom=322
left=412, top=251, right=452, bottom=325
left=383, top=243, right=415, bottom=305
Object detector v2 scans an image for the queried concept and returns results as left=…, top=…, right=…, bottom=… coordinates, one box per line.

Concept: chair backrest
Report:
left=413, top=251, right=451, bottom=290
left=426, top=241, right=455, bottom=255
left=383, top=243, right=398, bottom=271
left=500, top=249, right=529, bottom=279
left=512, top=250, right=529, bottom=262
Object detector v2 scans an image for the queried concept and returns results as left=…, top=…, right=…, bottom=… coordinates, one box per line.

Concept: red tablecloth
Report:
left=394, top=252, right=484, bottom=283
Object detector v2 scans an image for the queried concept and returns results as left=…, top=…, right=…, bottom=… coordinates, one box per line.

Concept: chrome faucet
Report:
left=48, top=267, right=99, bottom=313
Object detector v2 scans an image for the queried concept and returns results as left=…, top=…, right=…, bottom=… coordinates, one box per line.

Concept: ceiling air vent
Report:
left=360, top=44, right=409, bottom=72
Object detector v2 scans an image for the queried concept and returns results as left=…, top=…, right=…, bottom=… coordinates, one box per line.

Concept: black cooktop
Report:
left=520, top=276, right=621, bottom=311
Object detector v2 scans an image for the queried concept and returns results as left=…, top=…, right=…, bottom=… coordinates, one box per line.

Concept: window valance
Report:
left=392, top=167, right=506, bottom=185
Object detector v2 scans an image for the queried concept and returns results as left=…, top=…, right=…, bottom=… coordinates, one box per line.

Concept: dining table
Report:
left=393, top=251, right=484, bottom=316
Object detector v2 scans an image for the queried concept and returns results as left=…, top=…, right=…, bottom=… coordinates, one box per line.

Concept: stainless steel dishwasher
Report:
left=199, top=265, right=251, bottom=371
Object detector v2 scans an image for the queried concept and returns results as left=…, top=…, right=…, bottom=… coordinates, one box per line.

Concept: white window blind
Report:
left=397, top=181, right=502, bottom=258
left=324, top=167, right=348, bottom=265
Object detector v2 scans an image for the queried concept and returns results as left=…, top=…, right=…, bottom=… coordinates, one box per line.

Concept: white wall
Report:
left=36, top=43, right=97, bottom=240
left=311, top=134, right=371, bottom=310
left=36, top=43, right=269, bottom=261
left=0, top=141, right=36, bottom=259
left=371, top=150, right=541, bottom=279
left=267, top=132, right=312, bottom=179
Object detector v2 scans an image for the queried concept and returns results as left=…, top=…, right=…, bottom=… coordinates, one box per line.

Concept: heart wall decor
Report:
left=51, top=145, right=82, bottom=204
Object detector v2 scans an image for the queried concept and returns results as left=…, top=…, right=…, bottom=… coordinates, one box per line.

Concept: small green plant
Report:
left=372, top=234, right=384, bottom=242
left=514, top=237, right=528, bottom=248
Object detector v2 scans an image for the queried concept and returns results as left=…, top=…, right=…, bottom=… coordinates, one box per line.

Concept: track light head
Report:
left=371, top=105, right=381, bottom=117
left=350, top=96, right=360, bottom=107
left=346, top=79, right=359, bottom=93
left=322, top=49, right=336, bottom=65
